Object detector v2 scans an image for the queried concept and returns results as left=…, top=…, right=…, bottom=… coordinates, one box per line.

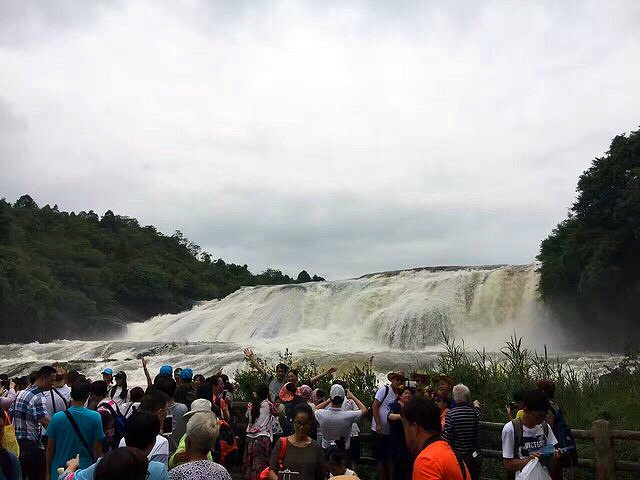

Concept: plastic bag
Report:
left=518, top=458, right=551, bottom=480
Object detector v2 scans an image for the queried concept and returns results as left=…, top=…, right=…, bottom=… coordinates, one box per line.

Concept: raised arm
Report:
left=141, top=357, right=152, bottom=388
left=244, top=348, right=267, bottom=377
left=309, top=367, right=337, bottom=386
left=346, top=390, right=368, bottom=415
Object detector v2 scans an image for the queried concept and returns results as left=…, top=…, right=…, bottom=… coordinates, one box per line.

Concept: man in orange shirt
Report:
left=402, top=396, right=470, bottom=480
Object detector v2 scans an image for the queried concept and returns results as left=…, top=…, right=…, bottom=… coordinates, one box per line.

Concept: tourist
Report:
left=0, top=407, right=21, bottom=480
left=443, top=384, right=482, bottom=480
left=66, top=371, right=83, bottom=389
left=339, top=383, right=361, bottom=463
left=402, top=396, right=470, bottom=479
left=506, top=390, right=525, bottom=421
left=101, top=368, right=113, bottom=387
left=0, top=375, right=17, bottom=410
left=327, top=449, right=357, bottom=477
left=11, top=365, right=56, bottom=480
left=122, top=386, right=145, bottom=418
left=108, top=371, right=129, bottom=408
left=243, top=348, right=288, bottom=402
left=536, top=379, right=576, bottom=480
left=436, top=374, right=455, bottom=407
left=193, top=375, right=205, bottom=391
left=58, top=446, right=159, bottom=480
left=44, top=365, right=71, bottom=426
left=312, top=388, right=325, bottom=405
left=173, top=368, right=182, bottom=385
left=299, top=385, right=315, bottom=411
left=411, top=372, right=431, bottom=398
left=212, top=376, right=231, bottom=423
left=174, top=368, right=196, bottom=409
left=168, top=412, right=232, bottom=480
left=387, top=386, right=413, bottom=480
left=501, top=389, right=560, bottom=479
left=220, top=374, right=234, bottom=410
left=244, top=384, right=277, bottom=480
left=268, top=403, right=326, bottom=480
left=168, top=399, right=215, bottom=469
left=315, top=384, right=367, bottom=461
left=119, top=390, right=170, bottom=465
left=153, top=375, right=188, bottom=454
left=45, top=379, right=104, bottom=478
left=287, top=367, right=336, bottom=388
left=279, top=382, right=304, bottom=436
left=89, top=380, right=118, bottom=451
left=434, top=395, right=448, bottom=430
left=371, top=370, right=406, bottom=480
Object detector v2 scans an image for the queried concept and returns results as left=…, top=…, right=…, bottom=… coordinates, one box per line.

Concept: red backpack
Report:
left=259, top=437, right=288, bottom=479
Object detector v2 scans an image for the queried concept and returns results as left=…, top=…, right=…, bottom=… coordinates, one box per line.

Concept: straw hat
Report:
left=387, top=370, right=407, bottom=382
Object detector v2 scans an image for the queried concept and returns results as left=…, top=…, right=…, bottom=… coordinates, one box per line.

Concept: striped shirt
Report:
left=10, top=385, right=47, bottom=446
left=442, top=404, right=481, bottom=455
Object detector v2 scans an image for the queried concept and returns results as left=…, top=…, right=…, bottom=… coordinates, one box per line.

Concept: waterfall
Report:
left=127, top=264, right=546, bottom=350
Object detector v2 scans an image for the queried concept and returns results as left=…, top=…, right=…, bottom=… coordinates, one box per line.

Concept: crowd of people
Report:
left=0, top=349, right=576, bottom=480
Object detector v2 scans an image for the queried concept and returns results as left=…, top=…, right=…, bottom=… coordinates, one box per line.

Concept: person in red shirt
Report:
left=402, top=396, right=470, bottom=480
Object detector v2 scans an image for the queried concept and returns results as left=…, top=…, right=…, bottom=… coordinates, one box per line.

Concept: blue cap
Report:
left=101, top=368, right=113, bottom=376
left=159, top=365, right=173, bottom=376
left=179, top=368, right=193, bottom=380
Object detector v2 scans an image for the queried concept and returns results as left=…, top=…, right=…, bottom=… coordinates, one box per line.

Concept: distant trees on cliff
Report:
left=0, top=197, right=324, bottom=342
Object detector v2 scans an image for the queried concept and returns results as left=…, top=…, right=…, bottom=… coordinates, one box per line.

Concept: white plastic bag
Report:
left=517, top=458, right=551, bottom=480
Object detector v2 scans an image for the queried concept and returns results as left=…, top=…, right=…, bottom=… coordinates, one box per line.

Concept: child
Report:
left=328, top=449, right=357, bottom=477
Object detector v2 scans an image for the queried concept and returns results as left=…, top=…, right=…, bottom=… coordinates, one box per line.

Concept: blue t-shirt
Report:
left=0, top=450, right=21, bottom=480
left=46, top=406, right=105, bottom=477
left=70, top=459, right=168, bottom=480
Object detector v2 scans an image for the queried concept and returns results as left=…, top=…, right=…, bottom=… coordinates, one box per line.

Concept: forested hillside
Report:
left=0, top=196, right=323, bottom=342
left=538, top=128, right=640, bottom=344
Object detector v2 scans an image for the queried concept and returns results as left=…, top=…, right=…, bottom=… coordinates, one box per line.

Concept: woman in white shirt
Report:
left=109, top=371, right=130, bottom=408
left=243, top=384, right=277, bottom=480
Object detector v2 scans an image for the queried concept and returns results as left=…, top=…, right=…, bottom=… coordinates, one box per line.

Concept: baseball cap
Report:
left=159, top=365, right=173, bottom=376
left=330, top=384, right=345, bottom=400
left=101, top=368, right=113, bottom=376
left=179, top=368, right=193, bottom=380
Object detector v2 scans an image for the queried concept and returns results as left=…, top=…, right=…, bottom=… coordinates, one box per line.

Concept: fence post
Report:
left=593, top=419, right=615, bottom=480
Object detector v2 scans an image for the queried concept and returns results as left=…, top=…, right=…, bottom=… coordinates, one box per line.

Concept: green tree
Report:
left=537, top=128, right=640, bottom=341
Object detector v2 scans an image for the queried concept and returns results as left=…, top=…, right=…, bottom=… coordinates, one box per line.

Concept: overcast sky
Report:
left=1, top=1, right=639, bottom=280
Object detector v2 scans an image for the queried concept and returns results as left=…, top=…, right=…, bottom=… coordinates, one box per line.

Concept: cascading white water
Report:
left=0, top=264, right=618, bottom=384
left=127, top=264, right=547, bottom=350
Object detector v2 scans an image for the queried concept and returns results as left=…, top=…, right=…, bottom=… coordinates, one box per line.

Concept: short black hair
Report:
left=193, top=374, right=205, bottom=382
left=196, top=382, right=214, bottom=401
left=292, top=402, right=314, bottom=422
left=327, top=448, right=347, bottom=465
left=90, top=380, right=108, bottom=398
left=289, top=369, right=299, bottom=378
left=67, top=371, right=82, bottom=385
left=153, top=375, right=177, bottom=399
left=125, top=411, right=160, bottom=450
left=140, top=389, right=169, bottom=414
left=71, top=379, right=92, bottom=402
left=402, top=396, right=441, bottom=433
left=38, top=366, right=56, bottom=378
left=522, top=389, right=551, bottom=412
left=276, top=363, right=289, bottom=373
left=129, top=386, right=145, bottom=402
left=94, top=447, right=148, bottom=480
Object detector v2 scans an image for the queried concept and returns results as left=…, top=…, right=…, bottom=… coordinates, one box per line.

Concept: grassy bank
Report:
left=234, top=336, right=639, bottom=478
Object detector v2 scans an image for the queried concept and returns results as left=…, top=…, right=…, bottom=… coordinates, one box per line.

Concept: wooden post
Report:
left=593, top=419, right=615, bottom=480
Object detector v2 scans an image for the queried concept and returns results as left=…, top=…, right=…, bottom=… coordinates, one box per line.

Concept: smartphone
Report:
left=163, top=415, right=173, bottom=434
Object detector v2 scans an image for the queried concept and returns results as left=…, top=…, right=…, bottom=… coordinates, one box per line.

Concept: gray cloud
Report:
left=1, top=1, right=640, bottom=279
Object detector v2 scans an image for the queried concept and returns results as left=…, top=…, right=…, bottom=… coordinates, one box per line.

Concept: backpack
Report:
left=550, top=405, right=578, bottom=466
left=213, top=419, right=238, bottom=467
left=259, top=437, right=288, bottom=480
left=98, top=401, right=127, bottom=448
